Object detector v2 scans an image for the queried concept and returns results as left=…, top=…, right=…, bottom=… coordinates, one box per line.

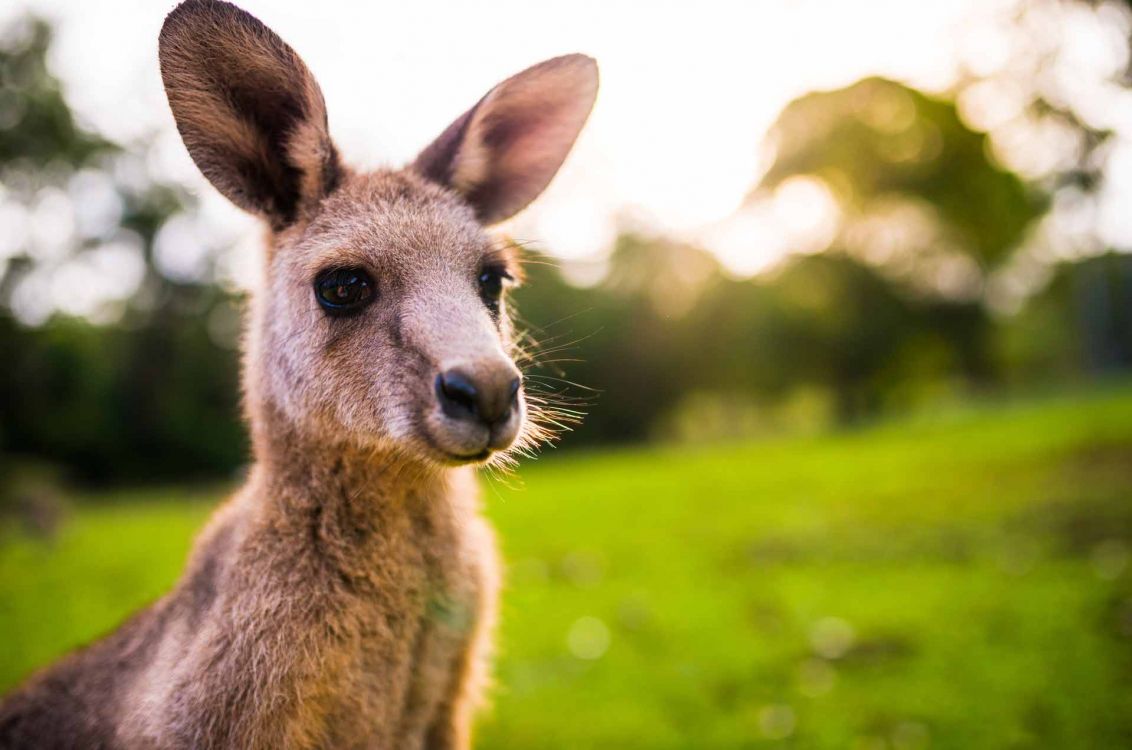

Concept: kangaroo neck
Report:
left=245, top=398, right=458, bottom=567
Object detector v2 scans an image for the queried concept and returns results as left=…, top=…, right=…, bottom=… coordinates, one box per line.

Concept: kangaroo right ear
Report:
left=159, top=0, right=341, bottom=229
left=414, top=54, right=599, bottom=226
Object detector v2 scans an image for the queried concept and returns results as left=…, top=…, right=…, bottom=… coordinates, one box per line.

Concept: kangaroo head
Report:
left=158, top=0, right=597, bottom=465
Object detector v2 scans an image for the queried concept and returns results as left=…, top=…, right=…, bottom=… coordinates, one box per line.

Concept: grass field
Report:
left=2, top=387, right=1132, bottom=748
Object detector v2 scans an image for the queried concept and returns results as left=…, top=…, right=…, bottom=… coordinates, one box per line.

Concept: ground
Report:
left=2, top=385, right=1132, bottom=748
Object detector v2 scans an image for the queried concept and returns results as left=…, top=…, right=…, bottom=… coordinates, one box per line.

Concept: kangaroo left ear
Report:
left=159, top=0, right=341, bottom=230
left=413, top=54, right=599, bottom=226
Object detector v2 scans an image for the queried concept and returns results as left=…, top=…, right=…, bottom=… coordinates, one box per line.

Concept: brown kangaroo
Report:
left=0, top=1, right=597, bottom=747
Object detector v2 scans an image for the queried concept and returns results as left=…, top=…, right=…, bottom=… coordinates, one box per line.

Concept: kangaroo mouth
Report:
left=447, top=447, right=493, bottom=463
left=421, top=430, right=496, bottom=465
left=421, top=426, right=520, bottom=465
left=431, top=421, right=522, bottom=463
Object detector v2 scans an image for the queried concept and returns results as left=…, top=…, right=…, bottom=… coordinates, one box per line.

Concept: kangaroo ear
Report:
left=414, top=54, right=598, bottom=225
left=159, top=0, right=341, bottom=229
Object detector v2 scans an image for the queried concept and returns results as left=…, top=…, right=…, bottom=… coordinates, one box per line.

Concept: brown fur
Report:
left=0, top=2, right=597, bottom=748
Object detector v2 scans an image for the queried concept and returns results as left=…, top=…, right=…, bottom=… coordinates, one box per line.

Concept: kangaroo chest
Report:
left=131, top=487, right=495, bottom=750
left=308, top=500, right=487, bottom=749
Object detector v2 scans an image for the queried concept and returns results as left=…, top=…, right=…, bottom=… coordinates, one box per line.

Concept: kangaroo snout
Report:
left=429, top=360, right=524, bottom=460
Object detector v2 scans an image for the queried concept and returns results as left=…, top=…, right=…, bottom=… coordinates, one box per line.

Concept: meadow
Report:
left=2, top=386, right=1132, bottom=748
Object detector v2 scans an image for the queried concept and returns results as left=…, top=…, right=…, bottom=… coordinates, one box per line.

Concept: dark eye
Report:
left=478, top=267, right=511, bottom=312
left=314, top=267, right=375, bottom=316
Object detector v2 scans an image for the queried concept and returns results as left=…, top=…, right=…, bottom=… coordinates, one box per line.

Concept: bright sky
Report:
left=4, top=0, right=1118, bottom=283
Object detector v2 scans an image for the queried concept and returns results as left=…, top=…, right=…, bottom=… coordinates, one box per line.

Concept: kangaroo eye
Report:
left=478, top=267, right=511, bottom=311
left=315, top=267, right=375, bottom=316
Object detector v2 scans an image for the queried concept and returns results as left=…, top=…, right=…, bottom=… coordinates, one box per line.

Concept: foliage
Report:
left=3, top=388, right=1132, bottom=747
left=0, top=17, right=244, bottom=483
left=519, top=239, right=1007, bottom=439
left=0, top=19, right=111, bottom=167
left=760, top=77, right=1043, bottom=271
left=995, top=252, right=1132, bottom=388
left=0, top=296, right=246, bottom=484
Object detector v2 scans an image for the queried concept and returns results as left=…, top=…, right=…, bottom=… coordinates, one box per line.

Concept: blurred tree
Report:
left=0, top=19, right=110, bottom=166
left=692, top=253, right=925, bottom=424
left=0, top=17, right=246, bottom=485
left=984, top=0, right=1132, bottom=372
left=752, top=77, right=1046, bottom=385
left=517, top=238, right=939, bottom=438
left=1001, top=252, right=1132, bottom=382
left=515, top=236, right=691, bottom=445
left=761, top=78, right=1041, bottom=270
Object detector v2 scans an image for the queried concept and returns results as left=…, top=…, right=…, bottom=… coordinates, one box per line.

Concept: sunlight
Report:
left=1, top=0, right=996, bottom=280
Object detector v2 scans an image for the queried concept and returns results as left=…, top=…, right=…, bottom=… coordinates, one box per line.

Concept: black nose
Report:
left=436, top=370, right=520, bottom=426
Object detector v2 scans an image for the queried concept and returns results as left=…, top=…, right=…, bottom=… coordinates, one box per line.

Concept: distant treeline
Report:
left=0, top=285, right=244, bottom=483
left=1, top=13, right=1131, bottom=486
left=2, top=241, right=1130, bottom=484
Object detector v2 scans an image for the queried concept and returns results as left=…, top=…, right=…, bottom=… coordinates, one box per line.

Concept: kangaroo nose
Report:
left=436, top=369, right=520, bottom=426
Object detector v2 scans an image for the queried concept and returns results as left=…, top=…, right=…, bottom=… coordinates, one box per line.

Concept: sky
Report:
left=1, top=0, right=1129, bottom=290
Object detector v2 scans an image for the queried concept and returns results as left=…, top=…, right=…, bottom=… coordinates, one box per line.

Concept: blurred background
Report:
left=2, top=0, right=1132, bottom=747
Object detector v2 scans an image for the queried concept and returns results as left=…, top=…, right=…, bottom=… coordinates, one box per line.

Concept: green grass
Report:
left=3, top=387, right=1132, bottom=748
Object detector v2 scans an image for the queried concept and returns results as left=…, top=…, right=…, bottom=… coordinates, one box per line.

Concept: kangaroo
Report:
left=0, top=1, right=597, bottom=747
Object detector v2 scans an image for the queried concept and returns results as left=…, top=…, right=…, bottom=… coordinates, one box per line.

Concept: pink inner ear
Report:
left=444, top=54, right=599, bottom=225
